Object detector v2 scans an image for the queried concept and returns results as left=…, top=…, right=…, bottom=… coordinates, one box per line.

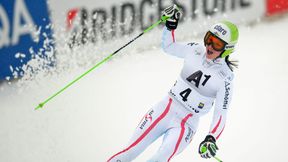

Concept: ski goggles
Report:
left=204, top=31, right=227, bottom=51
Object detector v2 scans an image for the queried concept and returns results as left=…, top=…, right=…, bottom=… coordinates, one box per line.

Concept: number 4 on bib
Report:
left=179, top=88, right=192, bottom=102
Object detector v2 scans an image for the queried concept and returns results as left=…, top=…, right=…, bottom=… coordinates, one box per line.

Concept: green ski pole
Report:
left=213, top=156, right=223, bottom=162
left=35, top=16, right=170, bottom=110
left=201, top=146, right=223, bottom=162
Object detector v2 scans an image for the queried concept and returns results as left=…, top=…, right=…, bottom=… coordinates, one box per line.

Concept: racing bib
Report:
left=169, top=77, right=215, bottom=114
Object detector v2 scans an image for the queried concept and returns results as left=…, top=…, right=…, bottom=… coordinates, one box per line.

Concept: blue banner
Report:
left=0, top=0, right=53, bottom=80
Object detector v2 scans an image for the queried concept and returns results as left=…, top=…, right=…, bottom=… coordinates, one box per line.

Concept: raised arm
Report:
left=161, top=27, right=191, bottom=58
left=160, top=4, right=192, bottom=58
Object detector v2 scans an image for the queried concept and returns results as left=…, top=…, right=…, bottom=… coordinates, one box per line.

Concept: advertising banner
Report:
left=48, top=0, right=266, bottom=51
left=0, top=0, right=53, bottom=80
left=1, top=0, right=270, bottom=81
left=266, top=0, right=288, bottom=16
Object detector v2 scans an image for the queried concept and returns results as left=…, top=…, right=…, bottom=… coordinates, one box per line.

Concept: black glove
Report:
left=198, top=135, right=219, bottom=159
left=161, top=4, right=182, bottom=30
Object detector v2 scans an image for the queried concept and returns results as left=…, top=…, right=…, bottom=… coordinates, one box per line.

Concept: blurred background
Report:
left=0, top=0, right=288, bottom=162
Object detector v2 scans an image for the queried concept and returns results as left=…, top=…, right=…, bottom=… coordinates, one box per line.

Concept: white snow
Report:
left=1, top=15, right=288, bottom=162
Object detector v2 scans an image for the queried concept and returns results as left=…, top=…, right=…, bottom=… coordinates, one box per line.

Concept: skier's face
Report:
left=204, top=31, right=226, bottom=60
left=205, top=44, right=223, bottom=60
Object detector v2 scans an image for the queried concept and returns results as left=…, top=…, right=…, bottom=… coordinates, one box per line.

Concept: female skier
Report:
left=107, top=4, right=239, bottom=162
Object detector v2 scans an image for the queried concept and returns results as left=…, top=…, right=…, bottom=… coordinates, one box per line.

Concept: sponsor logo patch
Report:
left=214, top=25, right=227, bottom=35
left=198, top=102, right=204, bottom=109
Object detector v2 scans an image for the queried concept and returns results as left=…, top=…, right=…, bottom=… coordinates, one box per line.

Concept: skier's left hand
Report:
left=198, top=135, right=219, bottom=158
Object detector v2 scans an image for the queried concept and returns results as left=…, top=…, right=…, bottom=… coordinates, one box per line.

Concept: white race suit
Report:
left=107, top=27, right=234, bottom=162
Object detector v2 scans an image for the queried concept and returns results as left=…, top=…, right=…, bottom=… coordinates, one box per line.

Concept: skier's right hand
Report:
left=161, top=4, right=182, bottom=30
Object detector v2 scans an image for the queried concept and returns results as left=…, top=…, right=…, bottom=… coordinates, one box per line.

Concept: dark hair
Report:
left=225, top=55, right=238, bottom=71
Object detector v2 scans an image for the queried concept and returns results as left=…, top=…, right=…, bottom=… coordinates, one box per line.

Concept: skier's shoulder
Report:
left=186, top=42, right=203, bottom=50
left=218, top=62, right=234, bottom=83
left=185, top=42, right=205, bottom=57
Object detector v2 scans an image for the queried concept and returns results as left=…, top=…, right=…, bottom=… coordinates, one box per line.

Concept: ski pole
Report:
left=35, top=16, right=170, bottom=110
left=213, top=156, right=223, bottom=162
left=201, top=146, right=223, bottom=162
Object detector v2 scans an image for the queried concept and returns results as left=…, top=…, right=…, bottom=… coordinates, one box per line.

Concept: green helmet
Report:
left=208, top=21, right=239, bottom=58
